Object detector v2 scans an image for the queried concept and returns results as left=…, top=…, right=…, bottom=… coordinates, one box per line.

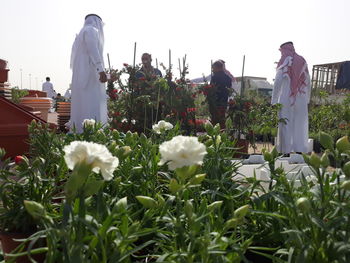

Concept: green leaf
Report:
left=118, top=240, right=156, bottom=262
left=115, top=197, right=128, bottom=212
left=136, top=196, right=157, bottom=209
left=250, top=210, right=287, bottom=220
left=65, top=163, right=91, bottom=201
left=83, top=179, right=104, bottom=197
left=169, top=178, right=181, bottom=194
left=319, top=131, right=334, bottom=150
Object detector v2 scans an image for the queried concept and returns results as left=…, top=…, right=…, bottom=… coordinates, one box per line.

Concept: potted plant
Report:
left=0, top=150, right=56, bottom=262
left=10, top=87, right=29, bottom=104
left=225, top=95, right=256, bottom=157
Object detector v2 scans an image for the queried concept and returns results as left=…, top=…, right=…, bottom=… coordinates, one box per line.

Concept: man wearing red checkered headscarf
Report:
left=271, top=42, right=311, bottom=154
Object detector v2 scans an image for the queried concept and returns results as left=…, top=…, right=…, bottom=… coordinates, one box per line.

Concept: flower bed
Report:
left=0, top=119, right=350, bottom=262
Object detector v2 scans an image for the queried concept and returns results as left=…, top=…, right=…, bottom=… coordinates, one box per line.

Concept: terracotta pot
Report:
left=233, top=139, right=249, bottom=158
left=20, top=97, right=52, bottom=103
left=0, top=232, right=46, bottom=263
left=0, top=69, right=10, bottom=83
left=19, top=98, right=52, bottom=121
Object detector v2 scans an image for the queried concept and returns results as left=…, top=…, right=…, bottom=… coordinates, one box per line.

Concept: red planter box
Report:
left=0, top=69, right=9, bottom=83
left=0, top=59, right=7, bottom=69
left=0, top=97, right=52, bottom=159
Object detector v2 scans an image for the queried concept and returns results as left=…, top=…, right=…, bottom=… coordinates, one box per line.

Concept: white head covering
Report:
left=70, top=14, right=104, bottom=69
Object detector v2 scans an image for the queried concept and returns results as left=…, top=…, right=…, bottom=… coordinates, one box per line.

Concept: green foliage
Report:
left=10, top=86, right=28, bottom=104
left=107, top=63, right=196, bottom=135
left=2, top=122, right=350, bottom=262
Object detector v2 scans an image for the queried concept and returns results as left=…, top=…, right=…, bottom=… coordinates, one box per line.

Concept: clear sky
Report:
left=1, top=0, right=349, bottom=95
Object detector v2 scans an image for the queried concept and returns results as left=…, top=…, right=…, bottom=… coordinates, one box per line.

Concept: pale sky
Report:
left=1, top=0, right=349, bottom=95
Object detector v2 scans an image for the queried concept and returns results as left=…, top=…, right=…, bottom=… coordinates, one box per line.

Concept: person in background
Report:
left=42, top=77, right=56, bottom=99
left=210, top=60, right=232, bottom=129
left=55, top=93, right=64, bottom=101
left=69, top=14, right=108, bottom=133
left=64, top=86, right=71, bottom=100
left=54, top=93, right=65, bottom=111
left=219, top=59, right=239, bottom=97
left=136, top=53, right=162, bottom=79
left=271, top=41, right=311, bottom=155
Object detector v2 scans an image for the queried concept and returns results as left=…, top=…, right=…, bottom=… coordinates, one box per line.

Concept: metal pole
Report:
left=241, top=55, right=245, bottom=96
left=107, top=53, right=111, bottom=70
left=20, top=69, right=22, bottom=89
left=133, top=42, right=137, bottom=68
left=29, top=74, right=31, bottom=90
left=169, top=49, right=172, bottom=72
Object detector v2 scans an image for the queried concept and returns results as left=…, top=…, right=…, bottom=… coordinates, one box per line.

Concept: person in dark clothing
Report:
left=135, top=53, right=162, bottom=79
left=210, top=60, right=232, bottom=129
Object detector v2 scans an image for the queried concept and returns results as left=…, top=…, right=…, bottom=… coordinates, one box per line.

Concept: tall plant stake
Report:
left=241, top=55, right=245, bottom=96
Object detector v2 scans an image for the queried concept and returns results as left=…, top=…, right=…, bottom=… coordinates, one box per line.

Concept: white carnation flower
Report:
left=64, top=141, right=119, bottom=181
left=121, top=118, right=128, bottom=123
left=159, top=135, right=207, bottom=170
left=152, top=120, right=174, bottom=134
left=82, top=119, right=96, bottom=127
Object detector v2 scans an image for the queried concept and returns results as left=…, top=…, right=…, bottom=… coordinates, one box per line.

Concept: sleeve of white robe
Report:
left=271, top=70, right=283, bottom=104
left=271, top=57, right=292, bottom=105
left=84, top=27, right=104, bottom=73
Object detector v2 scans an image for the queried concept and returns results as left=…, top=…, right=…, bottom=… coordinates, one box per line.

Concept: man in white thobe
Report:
left=271, top=42, right=311, bottom=154
left=69, top=14, right=108, bottom=133
left=42, top=77, right=56, bottom=99
left=64, top=86, right=71, bottom=100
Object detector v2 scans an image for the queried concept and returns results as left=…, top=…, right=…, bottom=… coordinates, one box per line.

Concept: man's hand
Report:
left=99, top=71, right=108, bottom=83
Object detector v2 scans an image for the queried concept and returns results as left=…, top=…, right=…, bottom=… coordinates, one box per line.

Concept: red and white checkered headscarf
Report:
left=278, top=42, right=308, bottom=101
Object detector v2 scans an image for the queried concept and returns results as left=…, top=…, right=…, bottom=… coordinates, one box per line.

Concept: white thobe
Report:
left=64, top=88, right=71, bottom=100
left=42, top=81, right=56, bottom=99
left=271, top=56, right=311, bottom=154
left=70, top=26, right=107, bottom=133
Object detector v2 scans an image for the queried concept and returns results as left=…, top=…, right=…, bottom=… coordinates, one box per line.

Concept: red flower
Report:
left=123, top=63, right=129, bottom=67
left=114, top=111, right=121, bottom=116
left=244, top=102, right=252, bottom=110
left=187, top=107, right=196, bottom=112
left=14, top=155, right=24, bottom=164
left=196, top=119, right=206, bottom=125
left=139, top=77, right=146, bottom=81
left=180, top=111, right=187, bottom=117
left=203, top=91, right=208, bottom=96
left=192, top=94, right=196, bottom=98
